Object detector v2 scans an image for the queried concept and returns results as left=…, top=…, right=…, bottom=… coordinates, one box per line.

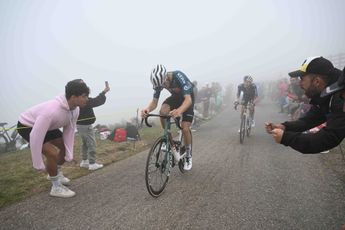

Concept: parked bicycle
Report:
left=143, top=114, right=191, bottom=197
left=234, top=101, right=254, bottom=144
left=0, top=123, right=28, bottom=153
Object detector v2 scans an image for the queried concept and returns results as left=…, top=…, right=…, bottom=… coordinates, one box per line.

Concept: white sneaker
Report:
left=47, top=174, right=71, bottom=185
left=79, top=160, right=89, bottom=168
left=89, top=163, right=103, bottom=171
left=238, top=129, right=241, bottom=133
left=59, top=175, right=71, bottom=185
left=50, top=185, right=76, bottom=198
left=251, top=120, right=255, bottom=127
left=184, top=157, right=192, bottom=171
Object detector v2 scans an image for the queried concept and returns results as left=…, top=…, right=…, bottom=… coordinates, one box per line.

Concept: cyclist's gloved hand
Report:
left=234, top=101, right=239, bottom=110
left=169, top=109, right=181, bottom=119
left=141, top=109, right=149, bottom=118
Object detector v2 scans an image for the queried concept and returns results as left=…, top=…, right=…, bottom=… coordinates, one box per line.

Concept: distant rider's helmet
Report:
left=150, top=64, right=167, bottom=89
left=244, top=75, right=253, bottom=83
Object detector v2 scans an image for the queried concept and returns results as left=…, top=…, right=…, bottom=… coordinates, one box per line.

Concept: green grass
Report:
left=0, top=126, right=163, bottom=209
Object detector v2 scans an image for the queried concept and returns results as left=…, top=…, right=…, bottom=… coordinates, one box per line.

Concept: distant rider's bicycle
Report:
left=143, top=114, right=192, bottom=197
left=0, top=123, right=27, bottom=153
left=235, top=101, right=254, bottom=144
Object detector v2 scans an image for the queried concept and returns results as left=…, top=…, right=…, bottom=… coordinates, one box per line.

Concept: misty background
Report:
left=1, top=0, right=345, bottom=126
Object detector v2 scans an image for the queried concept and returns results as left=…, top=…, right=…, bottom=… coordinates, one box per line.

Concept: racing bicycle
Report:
left=143, top=114, right=192, bottom=197
left=235, top=101, right=254, bottom=144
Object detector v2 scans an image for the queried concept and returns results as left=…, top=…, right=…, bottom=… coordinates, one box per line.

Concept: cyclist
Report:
left=234, top=75, right=258, bottom=127
left=141, top=64, right=194, bottom=171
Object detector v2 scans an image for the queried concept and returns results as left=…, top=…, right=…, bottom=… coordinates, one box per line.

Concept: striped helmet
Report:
left=150, top=64, right=167, bottom=88
left=244, top=75, right=253, bottom=82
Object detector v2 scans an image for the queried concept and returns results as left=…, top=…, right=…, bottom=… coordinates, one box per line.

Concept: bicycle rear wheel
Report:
left=145, top=137, right=170, bottom=197
left=239, top=115, right=246, bottom=144
left=0, top=134, right=8, bottom=153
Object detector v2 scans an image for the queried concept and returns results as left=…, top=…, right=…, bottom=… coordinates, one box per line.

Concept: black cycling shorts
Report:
left=163, top=94, right=194, bottom=123
left=17, top=121, right=63, bottom=143
left=241, top=98, right=254, bottom=106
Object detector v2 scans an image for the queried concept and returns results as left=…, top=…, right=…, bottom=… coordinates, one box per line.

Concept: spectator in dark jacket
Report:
left=265, top=56, right=344, bottom=153
left=78, top=80, right=110, bottom=170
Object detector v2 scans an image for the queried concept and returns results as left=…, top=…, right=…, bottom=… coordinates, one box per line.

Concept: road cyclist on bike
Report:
left=234, top=75, right=258, bottom=129
left=141, top=64, right=195, bottom=171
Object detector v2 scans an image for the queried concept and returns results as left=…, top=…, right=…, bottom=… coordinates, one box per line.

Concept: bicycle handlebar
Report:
left=141, top=114, right=182, bottom=130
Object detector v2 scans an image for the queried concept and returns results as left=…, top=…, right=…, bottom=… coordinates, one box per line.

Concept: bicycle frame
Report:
left=239, top=102, right=254, bottom=144
left=143, top=114, right=188, bottom=197
left=0, top=123, right=20, bottom=153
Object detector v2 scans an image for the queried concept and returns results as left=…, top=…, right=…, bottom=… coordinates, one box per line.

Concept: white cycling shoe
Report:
left=183, top=157, right=192, bottom=171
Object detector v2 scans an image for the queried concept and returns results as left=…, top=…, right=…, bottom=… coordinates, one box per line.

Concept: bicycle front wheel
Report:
left=246, top=117, right=251, bottom=137
left=0, top=134, right=8, bottom=153
left=145, top=137, right=170, bottom=197
left=239, top=115, right=246, bottom=144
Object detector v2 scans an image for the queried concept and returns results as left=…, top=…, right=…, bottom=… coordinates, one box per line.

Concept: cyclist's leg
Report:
left=159, top=103, right=170, bottom=128
left=181, top=121, right=192, bottom=147
left=250, top=102, right=255, bottom=121
left=182, top=98, right=194, bottom=151
left=182, top=105, right=194, bottom=170
left=160, top=95, right=179, bottom=128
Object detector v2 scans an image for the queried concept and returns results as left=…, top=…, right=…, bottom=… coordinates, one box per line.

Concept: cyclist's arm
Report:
left=236, top=85, right=241, bottom=100
left=142, top=98, right=159, bottom=118
left=145, top=98, right=158, bottom=113
left=252, top=84, right=258, bottom=103
left=142, top=88, right=161, bottom=116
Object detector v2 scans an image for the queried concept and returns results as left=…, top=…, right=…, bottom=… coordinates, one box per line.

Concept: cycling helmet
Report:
left=150, top=64, right=167, bottom=88
left=244, top=75, right=253, bottom=82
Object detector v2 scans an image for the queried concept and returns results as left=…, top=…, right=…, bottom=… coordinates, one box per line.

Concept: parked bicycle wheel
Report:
left=145, top=137, right=170, bottom=197
left=240, top=114, right=246, bottom=144
left=0, top=134, right=8, bottom=153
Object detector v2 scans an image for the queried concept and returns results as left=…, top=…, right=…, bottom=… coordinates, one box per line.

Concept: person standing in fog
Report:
left=77, top=80, right=110, bottom=171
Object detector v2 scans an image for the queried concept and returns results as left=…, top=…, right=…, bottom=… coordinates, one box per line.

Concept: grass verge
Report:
left=0, top=125, right=164, bottom=209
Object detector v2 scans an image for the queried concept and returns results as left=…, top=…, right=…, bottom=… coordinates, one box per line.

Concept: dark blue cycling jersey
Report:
left=153, top=71, right=194, bottom=99
left=237, top=83, right=258, bottom=102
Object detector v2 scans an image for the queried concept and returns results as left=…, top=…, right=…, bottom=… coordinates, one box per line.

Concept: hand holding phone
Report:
left=104, top=81, right=110, bottom=93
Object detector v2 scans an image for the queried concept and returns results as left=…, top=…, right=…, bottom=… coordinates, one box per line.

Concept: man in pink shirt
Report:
left=17, top=79, right=89, bottom=198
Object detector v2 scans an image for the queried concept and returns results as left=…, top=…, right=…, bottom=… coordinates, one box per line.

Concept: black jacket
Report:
left=281, top=91, right=345, bottom=153
left=77, top=92, right=106, bottom=125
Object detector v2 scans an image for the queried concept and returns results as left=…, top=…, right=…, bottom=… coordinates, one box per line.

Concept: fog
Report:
left=1, top=0, right=345, bottom=126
